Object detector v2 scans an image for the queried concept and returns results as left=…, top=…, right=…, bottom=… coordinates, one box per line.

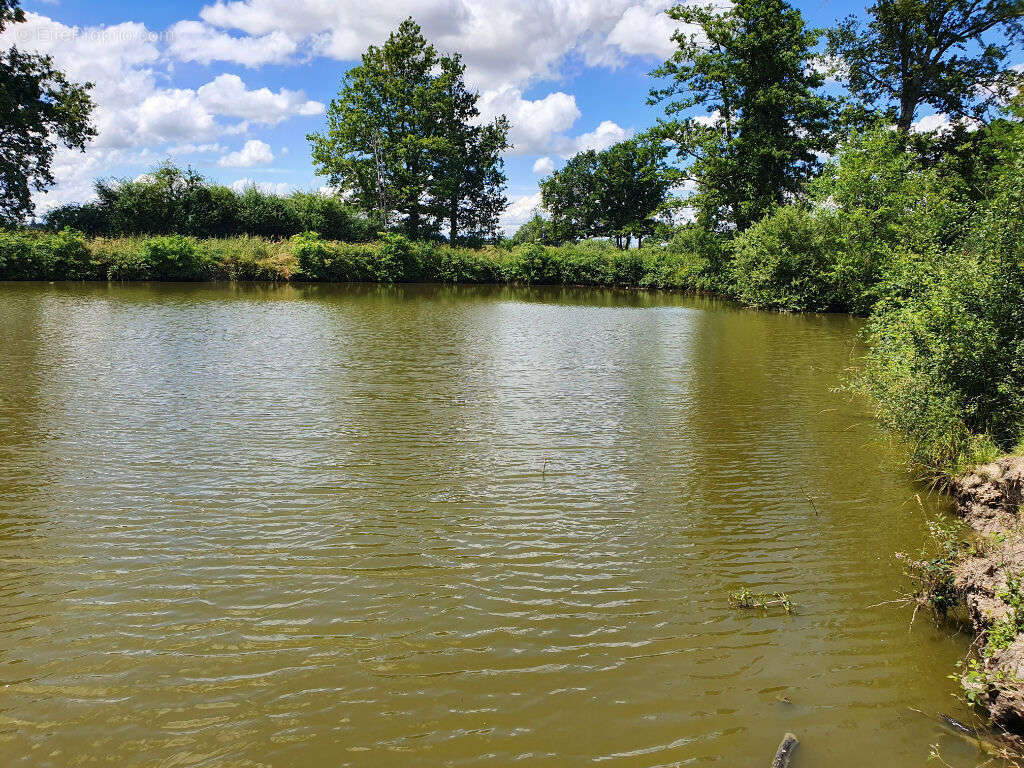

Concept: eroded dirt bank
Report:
left=949, top=457, right=1024, bottom=732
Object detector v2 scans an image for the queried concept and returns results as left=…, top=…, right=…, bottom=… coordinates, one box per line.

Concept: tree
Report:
left=0, top=0, right=95, bottom=223
left=539, top=150, right=601, bottom=243
left=430, top=53, right=510, bottom=244
left=539, top=138, right=672, bottom=248
left=510, top=213, right=559, bottom=245
left=649, top=0, right=838, bottom=231
left=828, top=0, right=1024, bottom=134
left=594, top=138, right=673, bottom=248
left=308, top=18, right=509, bottom=242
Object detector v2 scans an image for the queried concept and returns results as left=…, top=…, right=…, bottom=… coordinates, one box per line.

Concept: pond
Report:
left=0, top=282, right=982, bottom=766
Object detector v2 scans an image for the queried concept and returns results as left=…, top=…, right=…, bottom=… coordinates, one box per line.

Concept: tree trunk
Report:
left=449, top=198, right=459, bottom=245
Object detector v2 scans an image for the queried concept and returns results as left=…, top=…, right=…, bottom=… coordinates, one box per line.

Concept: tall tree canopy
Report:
left=540, top=137, right=673, bottom=248
left=828, top=0, right=1024, bottom=133
left=308, top=18, right=509, bottom=243
left=0, top=0, right=95, bottom=223
left=649, top=0, right=838, bottom=231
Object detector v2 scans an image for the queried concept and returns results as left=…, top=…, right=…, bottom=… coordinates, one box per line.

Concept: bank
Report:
left=912, top=456, right=1024, bottom=749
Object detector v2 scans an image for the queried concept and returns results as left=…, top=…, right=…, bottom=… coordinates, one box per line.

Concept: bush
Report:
left=141, top=236, right=210, bottom=281
left=0, top=229, right=96, bottom=280
left=732, top=205, right=852, bottom=311
left=504, top=243, right=562, bottom=284
left=858, top=127, right=1024, bottom=476
left=236, top=188, right=302, bottom=239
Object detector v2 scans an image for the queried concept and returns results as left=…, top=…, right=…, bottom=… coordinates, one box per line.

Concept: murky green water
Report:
left=0, top=282, right=984, bottom=766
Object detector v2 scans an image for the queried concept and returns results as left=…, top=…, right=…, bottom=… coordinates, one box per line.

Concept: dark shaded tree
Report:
left=828, top=0, right=1024, bottom=133
left=540, top=138, right=673, bottom=248
left=649, top=0, right=838, bottom=231
left=430, top=53, right=510, bottom=244
left=0, top=0, right=95, bottom=223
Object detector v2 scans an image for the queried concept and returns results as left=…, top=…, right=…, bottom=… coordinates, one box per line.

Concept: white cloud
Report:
left=0, top=12, right=328, bottom=210
left=229, top=178, right=293, bottom=195
left=532, top=156, right=555, bottom=175
left=219, top=140, right=275, bottom=167
left=692, top=110, right=723, bottom=127
left=911, top=113, right=982, bottom=134
left=606, top=2, right=682, bottom=60
left=501, top=192, right=543, bottom=232
left=557, top=120, right=632, bottom=156
left=167, top=20, right=298, bottom=66
left=165, top=142, right=225, bottom=155
left=478, top=86, right=580, bottom=155
left=196, top=74, right=324, bottom=125
left=190, top=0, right=687, bottom=89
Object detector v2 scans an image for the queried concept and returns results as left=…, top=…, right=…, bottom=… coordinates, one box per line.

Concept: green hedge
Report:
left=0, top=229, right=719, bottom=291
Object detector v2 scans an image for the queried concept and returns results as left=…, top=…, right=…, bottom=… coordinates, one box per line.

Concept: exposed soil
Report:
left=950, top=457, right=1024, bottom=732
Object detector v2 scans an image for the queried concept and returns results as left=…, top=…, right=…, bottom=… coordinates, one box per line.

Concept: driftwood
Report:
left=770, top=732, right=798, bottom=768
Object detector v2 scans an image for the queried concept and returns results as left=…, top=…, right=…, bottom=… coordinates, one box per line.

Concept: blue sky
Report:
left=1, top=0, right=1006, bottom=229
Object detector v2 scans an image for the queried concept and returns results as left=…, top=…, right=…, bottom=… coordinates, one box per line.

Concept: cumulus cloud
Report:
left=478, top=86, right=581, bottom=155
left=219, top=140, right=275, bottom=167
left=0, top=12, right=328, bottom=209
left=500, top=192, right=543, bottom=232
left=606, top=2, right=682, bottom=60
left=196, top=74, right=324, bottom=125
left=167, top=20, right=298, bottom=66
left=691, top=110, right=724, bottom=127
left=3, top=2, right=700, bottom=213
left=533, top=157, right=555, bottom=175
left=557, top=120, right=632, bottom=156
left=190, top=0, right=685, bottom=89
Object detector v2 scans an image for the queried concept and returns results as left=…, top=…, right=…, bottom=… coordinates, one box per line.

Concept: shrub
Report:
left=236, top=188, right=302, bottom=239
left=858, top=129, right=1024, bottom=476
left=141, top=236, right=210, bottom=281
left=504, top=243, right=562, bottom=284
left=0, top=229, right=43, bottom=279
left=732, top=205, right=850, bottom=311
left=44, top=229, right=96, bottom=280
left=0, top=229, right=96, bottom=280
left=426, top=245, right=503, bottom=283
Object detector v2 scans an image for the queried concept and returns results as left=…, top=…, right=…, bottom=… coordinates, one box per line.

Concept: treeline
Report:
left=44, top=164, right=377, bottom=241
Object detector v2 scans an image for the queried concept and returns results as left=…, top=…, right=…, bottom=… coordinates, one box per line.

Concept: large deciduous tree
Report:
left=649, top=0, right=838, bottom=231
left=0, top=0, right=95, bottom=224
left=540, top=137, right=673, bottom=248
left=429, top=53, right=511, bottom=244
left=828, top=0, right=1024, bottom=133
left=308, top=18, right=509, bottom=243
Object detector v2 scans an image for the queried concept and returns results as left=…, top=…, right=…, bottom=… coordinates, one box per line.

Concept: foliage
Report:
left=308, top=18, right=509, bottom=242
left=649, top=0, right=838, bottom=231
left=828, top=0, right=1024, bottom=132
left=540, top=137, right=673, bottom=247
left=0, top=0, right=95, bottom=223
left=509, top=213, right=561, bottom=246
left=728, top=588, right=793, bottom=613
left=858, top=128, right=1024, bottom=473
left=44, top=163, right=375, bottom=241
left=732, top=127, right=970, bottom=314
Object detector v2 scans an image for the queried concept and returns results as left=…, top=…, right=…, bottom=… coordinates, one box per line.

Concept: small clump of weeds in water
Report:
left=728, top=587, right=793, bottom=614
left=895, top=515, right=972, bottom=624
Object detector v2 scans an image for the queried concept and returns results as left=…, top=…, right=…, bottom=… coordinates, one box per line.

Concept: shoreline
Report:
left=917, top=457, right=1024, bottom=743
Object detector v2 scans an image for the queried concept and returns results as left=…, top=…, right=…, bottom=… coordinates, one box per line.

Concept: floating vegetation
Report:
left=729, top=588, right=793, bottom=614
